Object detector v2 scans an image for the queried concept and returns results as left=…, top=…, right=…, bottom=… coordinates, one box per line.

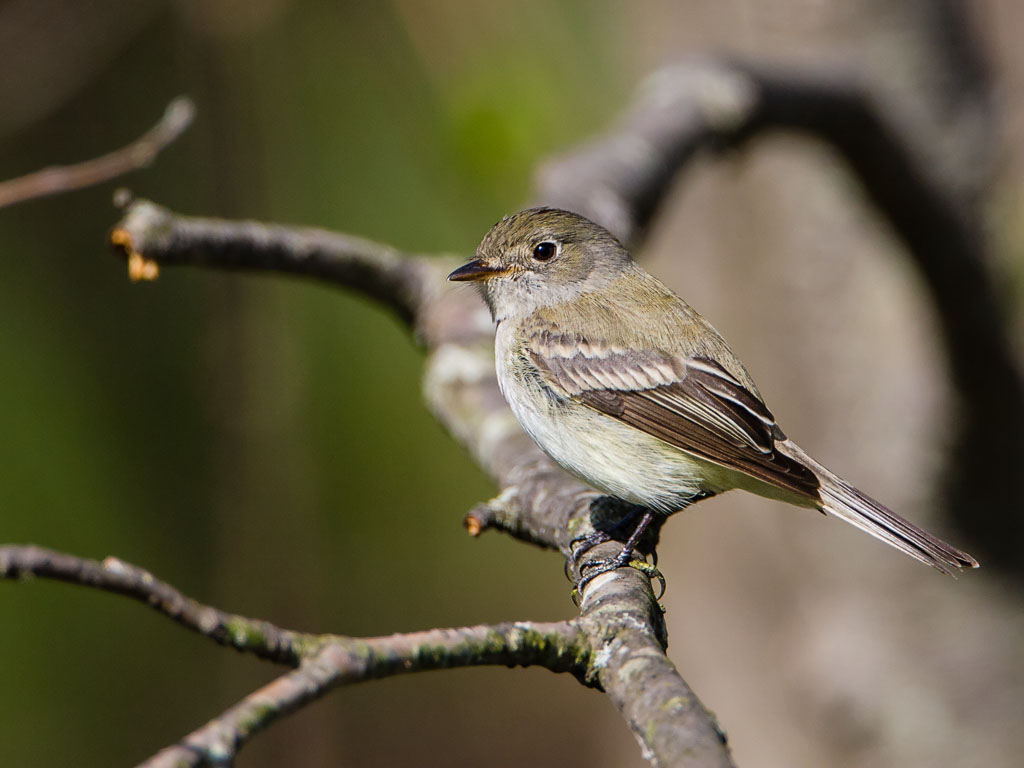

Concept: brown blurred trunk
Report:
left=618, top=1, right=1022, bottom=767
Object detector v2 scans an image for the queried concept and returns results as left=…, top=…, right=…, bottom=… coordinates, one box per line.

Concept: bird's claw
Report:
left=570, top=553, right=666, bottom=607
left=568, top=530, right=612, bottom=566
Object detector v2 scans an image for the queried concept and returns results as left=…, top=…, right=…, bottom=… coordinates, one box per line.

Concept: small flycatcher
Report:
left=449, top=208, right=977, bottom=581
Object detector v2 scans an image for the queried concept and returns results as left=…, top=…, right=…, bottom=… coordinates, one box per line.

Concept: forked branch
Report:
left=7, top=55, right=1012, bottom=768
left=1, top=545, right=592, bottom=767
left=105, top=196, right=735, bottom=766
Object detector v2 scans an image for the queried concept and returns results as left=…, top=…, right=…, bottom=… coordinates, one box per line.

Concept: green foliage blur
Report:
left=0, top=1, right=642, bottom=766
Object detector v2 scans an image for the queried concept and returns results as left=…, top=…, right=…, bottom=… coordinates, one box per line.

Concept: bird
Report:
left=448, top=207, right=978, bottom=588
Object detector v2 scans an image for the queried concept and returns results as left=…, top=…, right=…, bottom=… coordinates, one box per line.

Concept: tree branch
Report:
left=102, top=197, right=735, bottom=765
left=20, top=53, right=1010, bottom=767
left=142, top=617, right=589, bottom=767
left=0, top=97, right=195, bottom=209
left=103, top=54, right=1016, bottom=759
left=0, top=544, right=592, bottom=767
left=109, top=198, right=440, bottom=324
left=0, top=545, right=308, bottom=664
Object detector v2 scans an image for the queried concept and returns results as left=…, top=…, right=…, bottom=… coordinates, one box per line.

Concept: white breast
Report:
left=495, top=323, right=715, bottom=512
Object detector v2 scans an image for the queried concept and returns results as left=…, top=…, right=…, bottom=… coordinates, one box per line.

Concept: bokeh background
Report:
left=1, top=1, right=1022, bottom=766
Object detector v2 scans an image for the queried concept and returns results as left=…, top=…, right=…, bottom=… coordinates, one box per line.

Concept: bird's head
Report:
left=448, top=207, right=631, bottom=321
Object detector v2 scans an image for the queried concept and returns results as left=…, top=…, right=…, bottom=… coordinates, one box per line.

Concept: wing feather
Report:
left=527, top=333, right=820, bottom=500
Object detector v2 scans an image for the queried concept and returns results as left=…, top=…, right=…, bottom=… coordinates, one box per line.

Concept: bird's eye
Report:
left=532, top=241, right=558, bottom=262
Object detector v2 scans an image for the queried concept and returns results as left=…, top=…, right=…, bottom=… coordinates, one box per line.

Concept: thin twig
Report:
left=141, top=621, right=589, bottom=767
left=109, top=198, right=441, bottom=323
left=0, top=545, right=306, bottom=664
left=0, top=97, right=195, bottom=209
left=1, top=545, right=592, bottom=767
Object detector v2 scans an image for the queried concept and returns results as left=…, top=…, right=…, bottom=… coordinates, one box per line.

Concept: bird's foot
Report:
left=566, top=503, right=649, bottom=575
left=566, top=529, right=612, bottom=573
left=571, top=547, right=666, bottom=607
left=567, top=507, right=664, bottom=606
left=565, top=526, right=658, bottom=583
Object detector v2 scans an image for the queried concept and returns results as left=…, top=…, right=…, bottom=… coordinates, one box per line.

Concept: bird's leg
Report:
left=567, top=502, right=646, bottom=569
left=573, top=510, right=666, bottom=601
left=570, top=492, right=714, bottom=602
left=612, top=508, right=657, bottom=565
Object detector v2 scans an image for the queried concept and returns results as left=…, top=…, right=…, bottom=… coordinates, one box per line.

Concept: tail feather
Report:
left=781, top=442, right=978, bottom=575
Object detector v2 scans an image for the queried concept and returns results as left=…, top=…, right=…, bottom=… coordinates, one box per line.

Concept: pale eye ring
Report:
left=532, top=241, right=558, bottom=262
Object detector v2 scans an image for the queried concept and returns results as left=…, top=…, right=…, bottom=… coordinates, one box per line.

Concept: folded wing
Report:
left=527, top=331, right=820, bottom=500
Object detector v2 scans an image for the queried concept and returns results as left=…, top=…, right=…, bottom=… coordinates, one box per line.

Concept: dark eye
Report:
left=532, top=241, right=557, bottom=261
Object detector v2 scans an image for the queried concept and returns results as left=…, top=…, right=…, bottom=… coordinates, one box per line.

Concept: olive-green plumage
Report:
left=449, top=207, right=977, bottom=575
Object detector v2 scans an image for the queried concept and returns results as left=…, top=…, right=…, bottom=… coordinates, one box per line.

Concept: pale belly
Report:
left=497, top=343, right=724, bottom=513
left=516, top=393, right=711, bottom=512
left=494, top=323, right=817, bottom=514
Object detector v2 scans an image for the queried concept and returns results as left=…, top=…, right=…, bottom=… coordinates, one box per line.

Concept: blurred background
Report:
left=1, top=0, right=1022, bottom=766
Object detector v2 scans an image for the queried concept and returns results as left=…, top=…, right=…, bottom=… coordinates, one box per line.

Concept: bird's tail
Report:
left=780, top=441, right=978, bottom=575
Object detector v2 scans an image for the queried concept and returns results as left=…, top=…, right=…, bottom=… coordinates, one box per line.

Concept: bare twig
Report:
left=109, top=199, right=440, bottom=324
left=0, top=545, right=307, bottom=664
left=0, top=545, right=592, bottom=767
left=142, top=621, right=589, bottom=768
left=5, top=549, right=586, bottom=765
left=0, top=97, right=195, bottom=209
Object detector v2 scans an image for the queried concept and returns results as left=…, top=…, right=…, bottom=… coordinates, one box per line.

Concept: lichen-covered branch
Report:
left=97, top=54, right=1019, bottom=762
left=10, top=51, right=1010, bottom=768
left=141, top=620, right=590, bottom=768
left=0, top=97, right=194, bottom=209
left=578, top=561, right=730, bottom=766
left=103, top=197, right=735, bottom=765
left=0, top=545, right=591, bottom=767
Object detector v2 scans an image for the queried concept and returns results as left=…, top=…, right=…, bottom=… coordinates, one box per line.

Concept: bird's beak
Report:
left=447, top=258, right=509, bottom=282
